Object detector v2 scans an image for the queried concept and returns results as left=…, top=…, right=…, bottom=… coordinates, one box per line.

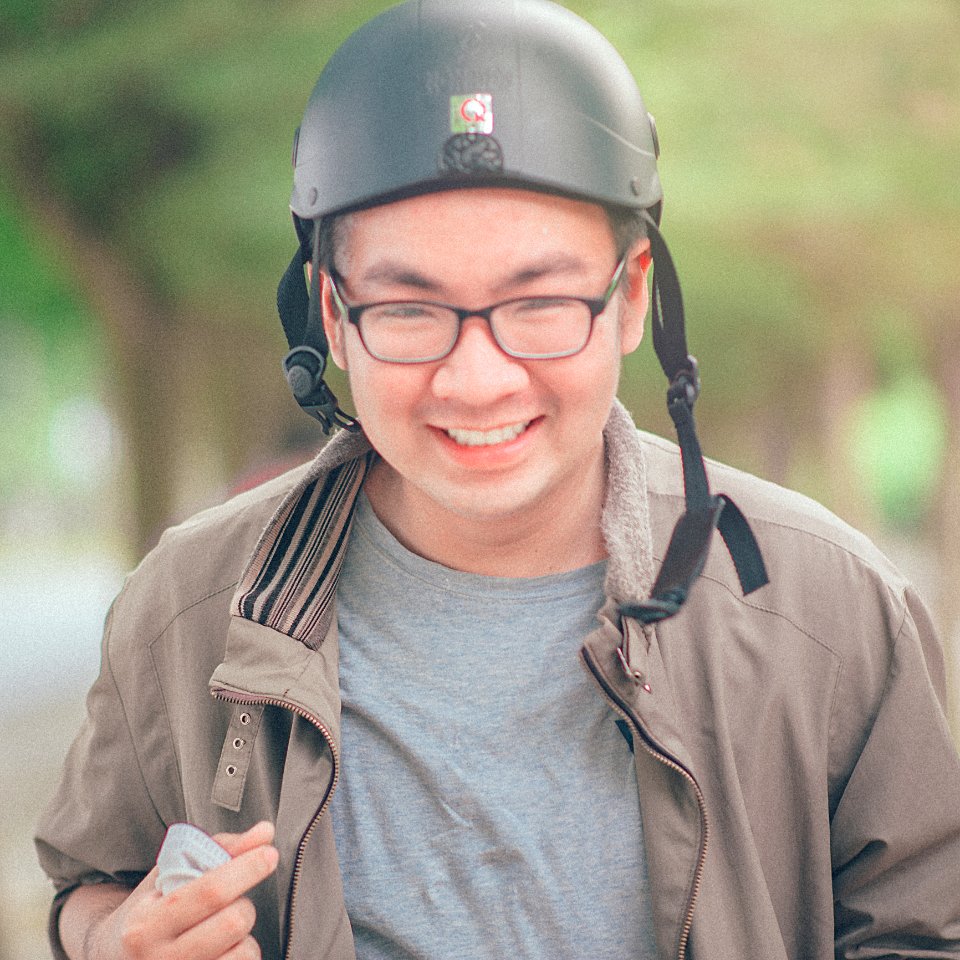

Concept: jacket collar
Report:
left=231, top=426, right=373, bottom=652
left=213, top=399, right=659, bottom=702
left=599, top=398, right=657, bottom=608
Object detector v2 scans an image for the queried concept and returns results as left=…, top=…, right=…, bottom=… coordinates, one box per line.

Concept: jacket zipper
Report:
left=580, top=648, right=708, bottom=960
left=212, top=689, right=339, bottom=960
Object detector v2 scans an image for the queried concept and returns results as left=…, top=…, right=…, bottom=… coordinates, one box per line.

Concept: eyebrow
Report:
left=356, top=253, right=594, bottom=298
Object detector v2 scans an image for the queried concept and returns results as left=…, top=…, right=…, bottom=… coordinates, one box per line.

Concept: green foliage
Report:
left=0, top=187, right=86, bottom=342
left=1, top=0, right=395, bottom=319
left=0, top=185, right=101, bottom=499
left=852, top=375, right=948, bottom=528
left=21, top=74, right=204, bottom=232
left=1, top=0, right=957, bottom=525
left=0, top=0, right=148, bottom=49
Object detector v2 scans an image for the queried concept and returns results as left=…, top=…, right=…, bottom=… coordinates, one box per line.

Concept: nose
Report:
left=430, top=315, right=530, bottom=402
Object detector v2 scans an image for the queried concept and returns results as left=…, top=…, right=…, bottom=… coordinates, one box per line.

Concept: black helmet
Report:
left=279, top=0, right=668, bottom=433
left=276, top=0, right=768, bottom=622
left=289, top=0, right=662, bottom=224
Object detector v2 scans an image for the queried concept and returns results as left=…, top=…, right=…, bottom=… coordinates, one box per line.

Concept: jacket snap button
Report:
left=233, top=738, right=245, bottom=750
left=225, top=764, right=238, bottom=777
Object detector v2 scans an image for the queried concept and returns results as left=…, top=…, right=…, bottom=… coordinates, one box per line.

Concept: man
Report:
left=36, top=1, right=960, bottom=958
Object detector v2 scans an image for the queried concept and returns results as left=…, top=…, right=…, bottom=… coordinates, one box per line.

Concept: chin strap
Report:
left=618, top=214, right=768, bottom=626
left=277, top=219, right=360, bottom=435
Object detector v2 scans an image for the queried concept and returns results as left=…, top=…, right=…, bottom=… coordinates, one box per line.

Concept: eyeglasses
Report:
left=327, top=255, right=628, bottom=364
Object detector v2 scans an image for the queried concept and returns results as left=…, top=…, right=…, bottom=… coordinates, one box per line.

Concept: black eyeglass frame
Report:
left=326, top=254, right=629, bottom=364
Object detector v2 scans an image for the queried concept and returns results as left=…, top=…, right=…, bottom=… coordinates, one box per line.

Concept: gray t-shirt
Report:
left=330, top=492, right=657, bottom=960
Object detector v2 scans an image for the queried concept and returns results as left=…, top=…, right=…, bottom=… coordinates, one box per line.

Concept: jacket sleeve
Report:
left=832, top=587, right=960, bottom=957
left=34, top=596, right=171, bottom=960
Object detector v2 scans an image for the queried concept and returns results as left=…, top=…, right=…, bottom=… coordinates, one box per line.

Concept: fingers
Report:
left=166, top=895, right=261, bottom=960
left=161, top=839, right=279, bottom=936
left=219, top=934, right=263, bottom=960
left=74, top=825, right=278, bottom=960
left=117, top=894, right=261, bottom=960
left=212, top=821, right=275, bottom=858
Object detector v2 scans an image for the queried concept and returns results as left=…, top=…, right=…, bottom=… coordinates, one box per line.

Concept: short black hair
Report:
left=605, top=204, right=649, bottom=257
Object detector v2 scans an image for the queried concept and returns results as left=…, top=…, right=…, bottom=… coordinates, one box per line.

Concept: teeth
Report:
left=446, top=421, right=529, bottom=447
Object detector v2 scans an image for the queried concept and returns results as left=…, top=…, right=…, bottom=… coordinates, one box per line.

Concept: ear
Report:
left=618, top=237, right=651, bottom=356
left=312, top=264, right=348, bottom=371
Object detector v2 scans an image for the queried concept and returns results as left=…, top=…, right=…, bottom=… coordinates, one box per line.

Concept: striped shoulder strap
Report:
left=233, top=453, right=371, bottom=650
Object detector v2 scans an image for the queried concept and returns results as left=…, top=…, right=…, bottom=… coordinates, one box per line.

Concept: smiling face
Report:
left=321, top=187, right=649, bottom=575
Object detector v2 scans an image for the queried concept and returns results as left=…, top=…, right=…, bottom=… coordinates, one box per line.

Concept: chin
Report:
left=428, top=473, right=554, bottom=523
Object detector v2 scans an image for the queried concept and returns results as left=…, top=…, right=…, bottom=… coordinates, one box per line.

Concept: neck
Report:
left=363, top=453, right=608, bottom=578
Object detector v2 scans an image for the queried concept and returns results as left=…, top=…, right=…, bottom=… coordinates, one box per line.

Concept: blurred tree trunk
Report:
left=1, top=166, right=321, bottom=562
left=819, top=339, right=877, bottom=533
left=753, top=393, right=794, bottom=489
left=0, top=87, right=200, bottom=558
left=2, top=177, right=309, bottom=557
left=0, top=92, right=313, bottom=557
left=6, top=186, right=185, bottom=558
left=929, top=319, right=960, bottom=740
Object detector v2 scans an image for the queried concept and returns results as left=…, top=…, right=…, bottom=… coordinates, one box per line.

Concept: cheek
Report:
left=344, top=354, right=419, bottom=424
left=589, top=317, right=633, bottom=381
left=546, top=349, right=622, bottom=422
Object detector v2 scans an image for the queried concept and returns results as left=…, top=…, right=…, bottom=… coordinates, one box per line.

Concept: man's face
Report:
left=321, top=187, right=649, bottom=550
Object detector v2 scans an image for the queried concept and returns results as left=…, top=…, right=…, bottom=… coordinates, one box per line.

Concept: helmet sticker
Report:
left=450, top=94, right=493, bottom=134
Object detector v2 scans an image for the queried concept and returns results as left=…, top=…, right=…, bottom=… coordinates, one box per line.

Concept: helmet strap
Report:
left=277, top=218, right=360, bottom=435
left=618, top=214, right=769, bottom=627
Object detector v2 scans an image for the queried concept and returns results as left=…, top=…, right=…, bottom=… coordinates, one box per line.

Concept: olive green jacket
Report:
left=36, top=400, right=960, bottom=959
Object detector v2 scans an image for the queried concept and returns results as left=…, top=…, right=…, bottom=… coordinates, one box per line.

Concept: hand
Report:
left=71, top=821, right=279, bottom=960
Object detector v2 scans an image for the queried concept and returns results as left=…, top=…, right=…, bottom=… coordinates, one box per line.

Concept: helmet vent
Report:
left=438, top=133, right=504, bottom=175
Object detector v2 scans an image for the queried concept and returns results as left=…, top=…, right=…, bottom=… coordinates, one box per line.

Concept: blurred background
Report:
left=0, top=0, right=957, bottom=955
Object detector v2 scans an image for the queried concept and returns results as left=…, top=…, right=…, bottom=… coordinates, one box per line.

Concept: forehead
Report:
left=335, top=187, right=617, bottom=267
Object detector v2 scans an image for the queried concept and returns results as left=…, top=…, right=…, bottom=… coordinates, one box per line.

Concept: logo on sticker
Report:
left=450, top=94, right=493, bottom=134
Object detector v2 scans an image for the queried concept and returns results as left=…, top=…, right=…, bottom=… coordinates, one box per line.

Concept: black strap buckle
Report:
left=619, top=493, right=768, bottom=627
left=667, top=356, right=701, bottom=410
left=282, top=346, right=359, bottom=434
